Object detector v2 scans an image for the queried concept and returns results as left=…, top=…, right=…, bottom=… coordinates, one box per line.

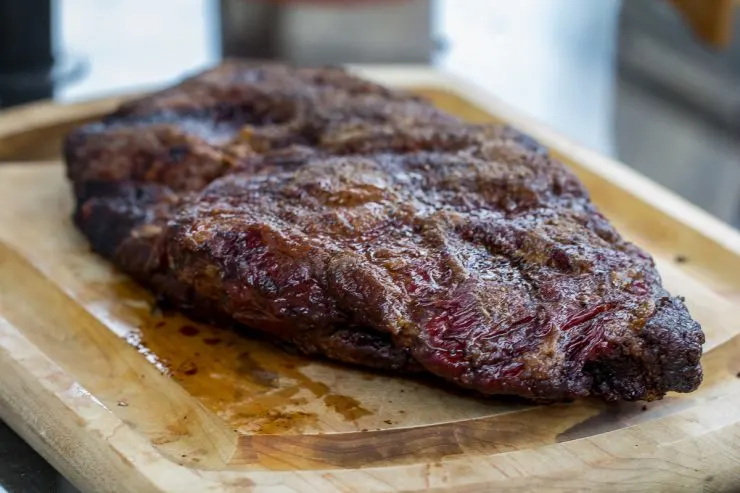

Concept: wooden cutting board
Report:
left=1, top=66, right=740, bottom=493
left=669, top=0, right=737, bottom=47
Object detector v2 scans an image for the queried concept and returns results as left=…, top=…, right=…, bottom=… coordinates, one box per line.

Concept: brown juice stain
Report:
left=230, top=386, right=319, bottom=434
left=176, top=361, right=199, bottom=377
left=254, top=411, right=320, bottom=435
left=179, top=325, right=200, bottom=336
left=151, top=321, right=332, bottom=434
left=237, top=353, right=279, bottom=388
left=323, top=394, right=372, bottom=421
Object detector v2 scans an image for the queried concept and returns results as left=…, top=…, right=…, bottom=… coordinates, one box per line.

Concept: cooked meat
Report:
left=64, top=62, right=704, bottom=402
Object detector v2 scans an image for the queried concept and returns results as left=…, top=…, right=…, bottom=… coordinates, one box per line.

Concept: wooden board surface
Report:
left=1, top=66, right=740, bottom=492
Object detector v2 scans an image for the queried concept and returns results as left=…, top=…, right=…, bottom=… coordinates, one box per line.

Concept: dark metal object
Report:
left=0, top=0, right=86, bottom=108
left=0, top=0, right=54, bottom=107
left=218, top=0, right=435, bottom=64
left=0, top=0, right=54, bottom=72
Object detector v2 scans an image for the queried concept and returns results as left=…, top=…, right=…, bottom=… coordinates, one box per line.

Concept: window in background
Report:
left=55, top=0, right=220, bottom=101
left=437, top=0, right=620, bottom=156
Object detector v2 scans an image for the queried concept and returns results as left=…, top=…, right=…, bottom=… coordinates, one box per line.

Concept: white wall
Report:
left=437, top=0, right=621, bottom=156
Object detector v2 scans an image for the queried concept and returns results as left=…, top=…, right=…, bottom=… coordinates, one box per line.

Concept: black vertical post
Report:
left=0, top=0, right=54, bottom=107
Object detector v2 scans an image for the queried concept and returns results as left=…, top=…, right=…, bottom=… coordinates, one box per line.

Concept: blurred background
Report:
left=0, top=0, right=738, bottom=226
left=0, top=1, right=738, bottom=491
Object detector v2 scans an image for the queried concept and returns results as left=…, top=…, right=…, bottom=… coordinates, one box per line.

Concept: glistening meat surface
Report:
left=65, top=63, right=704, bottom=402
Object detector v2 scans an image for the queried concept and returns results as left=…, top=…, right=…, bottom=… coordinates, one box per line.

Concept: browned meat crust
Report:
left=64, top=62, right=704, bottom=402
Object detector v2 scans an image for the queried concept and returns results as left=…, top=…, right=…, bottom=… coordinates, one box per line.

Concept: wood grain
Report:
left=669, top=0, right=736, bottom=48
left=0, top=66, right=739, bottom=492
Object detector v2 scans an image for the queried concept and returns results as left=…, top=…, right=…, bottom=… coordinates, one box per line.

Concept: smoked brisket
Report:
left=64, top=63, right=704, bottom=402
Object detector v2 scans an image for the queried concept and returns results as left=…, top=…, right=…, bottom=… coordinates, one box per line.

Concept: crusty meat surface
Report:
left=64, top=62, right=704, bottom=402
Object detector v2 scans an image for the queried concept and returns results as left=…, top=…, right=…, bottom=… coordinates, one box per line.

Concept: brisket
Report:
left=64, top=62, right=704, bottom=402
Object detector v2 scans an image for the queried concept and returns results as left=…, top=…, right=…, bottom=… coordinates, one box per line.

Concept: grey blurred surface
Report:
left=619, top=0, right=740, bottom=130
left=219, top=0, right=435, bottom=64
left=1, top=1, right=739, bottom=492
left=616, top=1, right=740, bottom=225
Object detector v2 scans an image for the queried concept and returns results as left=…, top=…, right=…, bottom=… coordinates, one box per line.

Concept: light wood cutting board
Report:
left=1, top=66, right=740, bottom=493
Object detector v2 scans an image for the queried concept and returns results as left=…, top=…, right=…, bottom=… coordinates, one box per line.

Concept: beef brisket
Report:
left=64, top=62, right=704, bottom=402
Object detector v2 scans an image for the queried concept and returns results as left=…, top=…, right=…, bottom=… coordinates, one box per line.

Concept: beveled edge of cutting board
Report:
left=1, top=65, right=740, bottom=492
